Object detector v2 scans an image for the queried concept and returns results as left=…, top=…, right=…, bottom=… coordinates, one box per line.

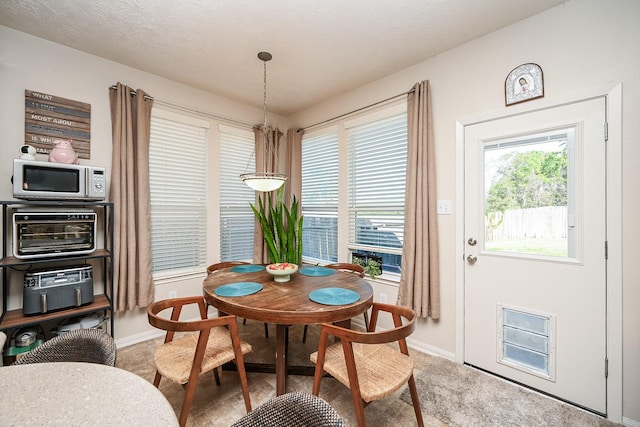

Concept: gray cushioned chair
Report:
left=231, top=392, right=345, bottom=427
left=0, top=331, right=6, bottom=366
left=12, top=328, right=116, bottom=366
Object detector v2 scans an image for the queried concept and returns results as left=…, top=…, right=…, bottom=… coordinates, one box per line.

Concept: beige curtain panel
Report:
left=397, top=80, right=441, bottom=319
left=284, top=128, right=303, bottom=207
left=109, top=82, right=154, bottom=312
left=252, top=126, right=284, bottom=264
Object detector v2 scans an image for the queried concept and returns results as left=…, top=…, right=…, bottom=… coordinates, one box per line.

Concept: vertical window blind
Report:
left=219, top=125, right=255, bottom=261
left=149, top=113, right=208, bottom=273
left=301, top=132, right=339, bottom=263
left=347, top=113, right=407, bottom=273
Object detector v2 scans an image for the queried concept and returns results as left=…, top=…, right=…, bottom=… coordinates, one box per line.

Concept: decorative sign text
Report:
left=24, top=90, right=91, bottom=159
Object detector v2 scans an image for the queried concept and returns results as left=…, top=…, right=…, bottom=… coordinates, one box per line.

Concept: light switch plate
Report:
left=437, top=199, right=452, bottom=215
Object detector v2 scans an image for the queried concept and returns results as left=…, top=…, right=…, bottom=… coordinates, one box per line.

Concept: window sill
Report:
left=153, top=267, right=206, bottom=285
left=364, top=272, right=400, bottom=287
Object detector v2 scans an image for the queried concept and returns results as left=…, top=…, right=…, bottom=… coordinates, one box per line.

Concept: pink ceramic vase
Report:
left=49, top=139, right=79, bottom=164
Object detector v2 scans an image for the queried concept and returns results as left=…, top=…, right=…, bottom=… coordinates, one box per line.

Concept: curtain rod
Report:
left=108, top=85, right=254, bottom=127
left=109, top=85, right=414, bottom=131
left=299, top=88, right=414, bottom=132
left=109, top=85, right=154, bottom=101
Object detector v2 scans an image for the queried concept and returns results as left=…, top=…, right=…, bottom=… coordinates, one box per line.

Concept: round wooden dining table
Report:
left=202, top=265, right=373, bottom=395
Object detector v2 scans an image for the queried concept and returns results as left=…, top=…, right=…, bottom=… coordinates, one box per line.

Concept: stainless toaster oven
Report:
left=12, top=208, right=97, bottom=259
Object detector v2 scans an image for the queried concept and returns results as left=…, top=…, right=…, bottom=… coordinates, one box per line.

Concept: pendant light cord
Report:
left=263, top=57, right=268, bottom=134
left=259, top=52, right=272, bottom=174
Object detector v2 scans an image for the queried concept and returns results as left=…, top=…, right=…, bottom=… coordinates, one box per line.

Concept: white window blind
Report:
left=347, top=113, right=407, bottom=273
left=149, top=113, right=208, bottom=273
left=219, top=125, right=255, bottom=261
left=301, top=132, right=339, bottom=263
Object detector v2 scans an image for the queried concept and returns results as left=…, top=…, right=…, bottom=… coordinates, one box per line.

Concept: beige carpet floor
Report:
left=400, top=356, right=620, bottom=427
left=116, top=319, right=614, bottom=427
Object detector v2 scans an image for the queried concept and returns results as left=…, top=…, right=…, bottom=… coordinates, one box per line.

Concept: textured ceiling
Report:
left=0, top=0, right=566, bottom=116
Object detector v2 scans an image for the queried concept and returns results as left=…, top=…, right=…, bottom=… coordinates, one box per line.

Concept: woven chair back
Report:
left=12, top=328, right=116, bottom=366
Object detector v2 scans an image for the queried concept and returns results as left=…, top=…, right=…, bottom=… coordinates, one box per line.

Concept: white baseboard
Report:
left=115, top=329, right=164, bottom=349
left=623, top=417, right=640, bottom=427
left=407, top=336, right=456, bottom=361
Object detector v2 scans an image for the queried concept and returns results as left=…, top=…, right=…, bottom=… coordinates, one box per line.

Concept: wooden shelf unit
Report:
left=0, top=201, right=114, bottom=337
left=0, top=294, right=111, bottom=330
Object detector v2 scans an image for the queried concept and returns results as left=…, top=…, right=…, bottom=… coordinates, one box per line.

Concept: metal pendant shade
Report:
left=240, top=52, right=288, bottom=192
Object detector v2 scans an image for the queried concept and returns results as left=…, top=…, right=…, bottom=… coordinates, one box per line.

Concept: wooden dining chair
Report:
left=326, top=263, right=369, bottom=328
left=302, top=263, right=368, bottom=343
left=207, top=261, right=270, bottom=338
left=325, top=262, right=365, bottom=278
left=310, top=302, right=424, bottom=427
left=147, top=296, right=252, bottom=427
left=206, top=261, right=249, bottom=275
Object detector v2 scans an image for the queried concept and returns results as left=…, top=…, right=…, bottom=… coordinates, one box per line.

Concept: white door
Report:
left=464, top=98, right=607, bottom=414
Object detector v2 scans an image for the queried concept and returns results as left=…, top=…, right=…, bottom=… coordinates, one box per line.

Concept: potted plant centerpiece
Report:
left=250, top=186, right=303, bottom=267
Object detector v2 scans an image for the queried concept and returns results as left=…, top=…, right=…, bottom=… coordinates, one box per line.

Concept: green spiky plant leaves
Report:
left=249, top=186, right=303, bottom=265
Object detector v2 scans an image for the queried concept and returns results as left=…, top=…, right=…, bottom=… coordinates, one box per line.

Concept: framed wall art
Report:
left=24, top=89, right=92, bottom=159
left=505, top=63, right=544, bottom=106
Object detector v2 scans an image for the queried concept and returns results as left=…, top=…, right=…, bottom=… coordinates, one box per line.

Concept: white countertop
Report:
left=0, top=362, right=179, bottom=426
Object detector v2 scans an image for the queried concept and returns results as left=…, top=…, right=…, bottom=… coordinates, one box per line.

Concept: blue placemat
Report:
left=309, top=287, right=360, bottom=306
left=230, top=264, right=265, bottom=273
left=214, top=282, right=263, bottom=297
left=299, top=266, right=336, bottom=277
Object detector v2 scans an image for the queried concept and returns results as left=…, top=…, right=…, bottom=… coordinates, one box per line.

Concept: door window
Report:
left=483, top=129, right=574, bottom=258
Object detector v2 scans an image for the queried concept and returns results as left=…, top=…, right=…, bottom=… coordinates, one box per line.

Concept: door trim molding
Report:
left=455, top=83, right=622, bottom=423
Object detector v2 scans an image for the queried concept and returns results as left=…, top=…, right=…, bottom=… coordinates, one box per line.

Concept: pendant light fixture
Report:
left=240, top=51, right=288, bottom=192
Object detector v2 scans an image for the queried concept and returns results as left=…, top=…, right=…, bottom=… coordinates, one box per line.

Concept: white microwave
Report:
left=12, top=159, right=106, bottom=201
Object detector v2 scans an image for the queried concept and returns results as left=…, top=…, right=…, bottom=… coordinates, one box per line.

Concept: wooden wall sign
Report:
left=24, top=90, right=91, bottom=159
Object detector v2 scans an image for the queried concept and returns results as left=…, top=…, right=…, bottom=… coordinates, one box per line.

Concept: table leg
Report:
left=275, top=324, right=287, bottom=395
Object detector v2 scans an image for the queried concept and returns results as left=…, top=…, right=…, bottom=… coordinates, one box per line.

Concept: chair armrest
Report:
left=317, top=302, right=416, bottom=346
left=147, top=296, right=239, bottom=333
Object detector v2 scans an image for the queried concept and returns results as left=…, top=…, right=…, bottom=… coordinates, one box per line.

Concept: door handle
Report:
left=467, top=255, right=477, bottom=265
left=468, top=237, right=477, bottom=246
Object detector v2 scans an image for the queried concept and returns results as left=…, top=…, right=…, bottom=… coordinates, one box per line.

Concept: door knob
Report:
left=468, top=237, right=477, bottom=246
left=467, top=255, right=477, bottom=264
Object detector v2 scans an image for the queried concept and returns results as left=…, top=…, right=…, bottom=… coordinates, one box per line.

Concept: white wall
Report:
left=289, top=0, right=640, bottom=423
left=0, top=25, right=272, bottom=340
left=1, top=0, right=638, bottom=423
